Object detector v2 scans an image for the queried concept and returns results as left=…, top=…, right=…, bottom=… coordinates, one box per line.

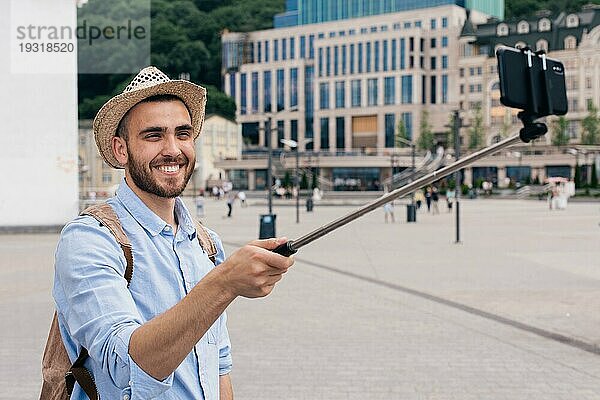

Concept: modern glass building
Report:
left=274, top=0, right=504, bottom=28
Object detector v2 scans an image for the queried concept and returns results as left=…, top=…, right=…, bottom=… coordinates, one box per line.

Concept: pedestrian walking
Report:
left=226, top=192, right=235, bottom=217
left=432, top=186, right=440, bottom=214
left=425, top=186, right=432, bottom=212
left=414, top=189, right=425, bottom=209
left=383, top=201, right=395, bottom=223
left=237, top=190, right=247, bottom=207
left=195, top=194, right=205, bottom=217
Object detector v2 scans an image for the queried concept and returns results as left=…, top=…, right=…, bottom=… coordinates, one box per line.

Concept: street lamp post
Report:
left=266, top=117, right=273, bottom=214
left=453, top=110, right=462, bottom=244
left=281, top=138, right=312, bottom=223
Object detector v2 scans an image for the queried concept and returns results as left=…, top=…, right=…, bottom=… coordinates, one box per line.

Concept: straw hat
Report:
left=93, top=66, right=207, bottom=169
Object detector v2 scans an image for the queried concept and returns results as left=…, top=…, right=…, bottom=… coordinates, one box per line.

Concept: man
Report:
left=53, top=67, right=294, bottom=399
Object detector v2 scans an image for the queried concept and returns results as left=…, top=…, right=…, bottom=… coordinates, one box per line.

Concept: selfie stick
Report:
left=272, top=127, right=544, bottom=257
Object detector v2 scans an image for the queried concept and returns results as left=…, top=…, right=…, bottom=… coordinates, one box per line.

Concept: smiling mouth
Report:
left=155, top=164, right=184, bottom=174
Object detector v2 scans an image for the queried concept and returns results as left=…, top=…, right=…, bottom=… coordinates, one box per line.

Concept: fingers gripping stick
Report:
left=272, top=240, right=297, bottom=257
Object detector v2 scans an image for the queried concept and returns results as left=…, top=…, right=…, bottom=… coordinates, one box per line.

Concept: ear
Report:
left=112, top=136, right=128, bottom=166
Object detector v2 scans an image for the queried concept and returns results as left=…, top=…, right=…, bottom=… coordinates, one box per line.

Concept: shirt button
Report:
left=123, top=395, right=130, bottom=400
left=164, top=226, right=171, bottom=231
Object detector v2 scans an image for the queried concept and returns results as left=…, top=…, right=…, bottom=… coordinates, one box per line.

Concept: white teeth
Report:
left=158, top=165, right=180, bottom=173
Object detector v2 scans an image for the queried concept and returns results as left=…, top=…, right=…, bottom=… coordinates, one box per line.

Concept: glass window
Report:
left=257, top=41, right=262, bottom=63
left=442, top=17, right=448, bottom=28
left=319, top=82, right=329, bottom=109
left=442, top=74, right=448, bottom=104
left=263, top=71, right=272, bottom=113
left=358, top=43, right=364, bottom=73
left=300, top=36, right=306, bottom=58
left=385, top=113, right=395, bottom=147
left=240, top=73, right=247, bottom=114
left=430, top=75, right=436, bottom=104
left=430, top=38, right=436, bottom=48
left=335, top=81, right=345, bottom=108
left=326, top=47, right=331, bottom=76
left=277, top=120, right=284, bottom=148
left=415, top=20, right=421, bottom=28
left=336, top=117, right=345, bottom=150
left=320, top=117, right=329, bottom=150
left=351, top=79, right=361, bottom=107
left=290, top=68, right=298, bottom=108
left=342, top=45, right=347, bottom=75
left=251, top=72, right=259, bottom=113
left=265, top=40, right=269, bottom=62
left=401, top=75, right=412, bottom=104
left=442, top=55, right=448, bottom=69
left=384, top=77, right=395, bottom=105
left=350, top=44, right=355, bottom=74
left=276, top=69, right=284, bottom=111
left=334, top=46, right=339, bottom=76
left=402, top=112, right=413, bottom=140
left=290, top=37, right=295, bottom=59
left=291, top=120, right=298, bottom=142
left=309, top=34, right=315, bottom=59
left=391, top=39, right=397, bottom=70
left=442, top=36, right=448, bottom=47
left=431, top=18, right=437, bottom=29
left=367, top=78, right=378, bottom=106
left=366, top=42, right=372, bottom=72
left=318, top=47, right=324, bottom=77
left=229, top=73, right=236, bottom=103
left=383, top=40, right=388, bottom=71
left=274, top=39, right=279, bottom=61
left=400, top=38, right=405, bottom=70
left=431, top=57, right=436, bottom=70
left=374, top=41, right=380, bottom=72
left=282, top=38, right=287, bottom=60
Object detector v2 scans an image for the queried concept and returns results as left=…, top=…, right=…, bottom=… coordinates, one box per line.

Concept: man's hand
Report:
left=219, top=237, right=294, bottom=298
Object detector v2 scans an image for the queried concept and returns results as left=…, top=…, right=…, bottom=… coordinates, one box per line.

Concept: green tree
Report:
left=551, top=116, right=570, bottom=146
left=468, top=104, right=484, bottom=149
left=581, top=102, right=599, bottom=145
left=311, top=169, right=319, bottom=189
left=417, top=110, right=435, bottom=151
left=395, top=119, right=409, bottom=148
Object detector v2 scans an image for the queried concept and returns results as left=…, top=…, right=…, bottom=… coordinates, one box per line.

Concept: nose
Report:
left=161, top=134, right=181, bottom=158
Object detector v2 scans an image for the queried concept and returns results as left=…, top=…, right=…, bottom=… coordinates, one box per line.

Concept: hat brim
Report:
left=93, top=80, right=207, bottom=169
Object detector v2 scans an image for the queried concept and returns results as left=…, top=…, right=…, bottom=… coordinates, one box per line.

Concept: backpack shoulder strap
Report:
left=81, top=203, right=134, bottom=286
left=194, top=220, right=218, bottom=265
left=61, top=203, right=133, bottom=399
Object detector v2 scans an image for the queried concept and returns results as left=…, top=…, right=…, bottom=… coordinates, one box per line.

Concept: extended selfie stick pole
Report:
left=272, top=129, right=543, bottom=257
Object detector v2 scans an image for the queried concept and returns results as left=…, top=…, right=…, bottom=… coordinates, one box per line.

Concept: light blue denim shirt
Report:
left=53, top=179, right=232, bottom=400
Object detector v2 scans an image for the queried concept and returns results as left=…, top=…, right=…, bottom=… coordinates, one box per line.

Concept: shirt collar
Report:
left=115, top=178, right=196, bottom=239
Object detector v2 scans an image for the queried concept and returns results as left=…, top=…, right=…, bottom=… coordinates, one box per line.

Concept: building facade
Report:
left=220, top=2, right=600, bottom=191
left=457, top=5, right=600, bottom=184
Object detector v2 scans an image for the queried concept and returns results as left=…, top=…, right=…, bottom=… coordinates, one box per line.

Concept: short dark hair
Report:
left=116, top=94, right=190, bottom=141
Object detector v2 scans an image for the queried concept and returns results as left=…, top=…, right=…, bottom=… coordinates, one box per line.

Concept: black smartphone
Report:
left=496, top=46, right=567, bottom=117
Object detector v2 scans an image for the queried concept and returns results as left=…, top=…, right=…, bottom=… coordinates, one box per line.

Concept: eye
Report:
left=144, top=133, right=161, bottom=140
left=177, top=131, right=192, bottom=139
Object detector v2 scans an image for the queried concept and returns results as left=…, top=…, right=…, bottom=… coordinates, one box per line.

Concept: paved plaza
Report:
left=1, top=197, right=599, bottom=399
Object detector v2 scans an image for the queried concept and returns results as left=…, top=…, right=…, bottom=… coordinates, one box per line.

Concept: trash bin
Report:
left=306, top=198, right=314, bottom=212
left=406, top=204, right=417, bottom=222
left=259, top=214, right=277, bottom=239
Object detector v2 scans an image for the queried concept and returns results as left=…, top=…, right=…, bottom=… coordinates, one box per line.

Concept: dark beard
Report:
left=128, top=150, right=194, bottom=198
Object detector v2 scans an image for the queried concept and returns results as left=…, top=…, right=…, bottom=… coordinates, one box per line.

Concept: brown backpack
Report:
left=40, top=203, right=218, bottom=400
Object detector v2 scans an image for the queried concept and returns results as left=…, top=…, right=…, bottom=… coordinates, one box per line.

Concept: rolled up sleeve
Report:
left=54, top=217, right=173, bottom=399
